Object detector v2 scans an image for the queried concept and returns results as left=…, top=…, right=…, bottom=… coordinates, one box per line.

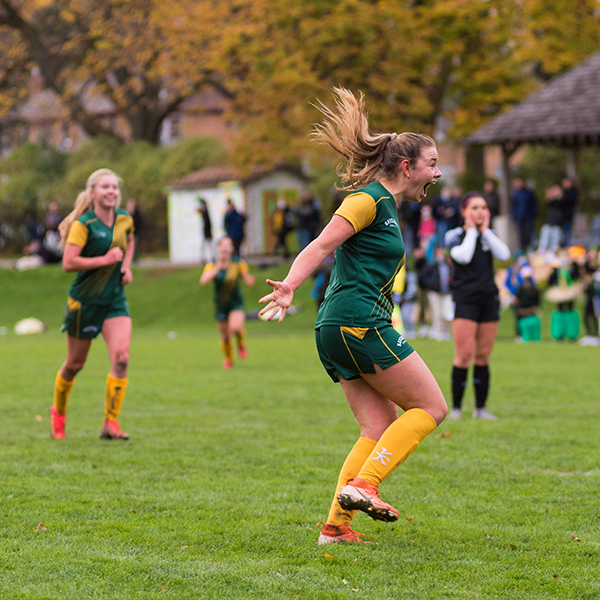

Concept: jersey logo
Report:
left=91, top=231, right=107, bottom=239
left=396, top=335, right=406, bottom=347
left=373, top=448, right=392, bottom=466
left=82, top=325, right=98, bottom=333
left=384, top=218, right=399, bottom=228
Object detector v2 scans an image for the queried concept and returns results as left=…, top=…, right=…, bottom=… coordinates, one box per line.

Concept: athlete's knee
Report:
left=63, top=361, right=84, bottom=379
left=429, top=395, right=448, bottom=425
left=113, top=350, right=129, bottom=374
left=454, top=353, right=472, bottom=369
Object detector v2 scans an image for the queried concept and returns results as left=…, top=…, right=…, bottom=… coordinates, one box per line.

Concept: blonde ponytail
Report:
left=311, top=87, right=435, bottom=190
left=58, top=168, right=122, bottom=250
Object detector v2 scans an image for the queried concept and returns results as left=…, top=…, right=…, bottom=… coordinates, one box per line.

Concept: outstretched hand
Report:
left=259, top=279, right=294, bottom=322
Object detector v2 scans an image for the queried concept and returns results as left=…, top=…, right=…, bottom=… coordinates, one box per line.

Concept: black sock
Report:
left=473, top=365, right=490, bottom=409
left=451, top=366, right=468, bottom=409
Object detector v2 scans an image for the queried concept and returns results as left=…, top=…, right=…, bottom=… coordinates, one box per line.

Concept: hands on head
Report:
left=258, top=279, right=294, bottom=322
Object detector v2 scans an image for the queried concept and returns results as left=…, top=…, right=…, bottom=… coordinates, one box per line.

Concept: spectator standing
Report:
left=560, top=177, right=578, bottom=246
left=417, top=204, right=437, bottom=260
left=271, top=199, right=294, bottom=258
left=510, top=178, right=537, bottom=251
left=224, top=198, right=247, bottom=257
left=416, top=246, right=452, bottom=340
left=446, top=192, right=511, bottom=420
left=537, top=185, right=564, bottom=256
left=433, top=187, right=460, bottom=246
left=483, top=180, right=500, bottom=219
left=295, top=192, right=319, bottom=251
left=197, top=198, right=214, bottom=262
left=398, top=199, right=420, bottom=257
left=514, top=266, right=541, bottom=342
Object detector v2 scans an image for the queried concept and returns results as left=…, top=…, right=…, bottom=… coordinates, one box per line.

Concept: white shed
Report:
left=166, top=165, right=309, bottom=263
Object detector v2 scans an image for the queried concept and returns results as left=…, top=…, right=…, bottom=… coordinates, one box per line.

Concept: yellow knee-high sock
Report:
left=357, top=409, right=437, bottom=486
left=104, top=374, right=128, bottom=421
left=220, top=340, right=233, bottom=361
left=54, top=372, right=75, bottom=415
left=235, top=329, right=246, bottom=347
left=326, top=437, right=377, bottom=526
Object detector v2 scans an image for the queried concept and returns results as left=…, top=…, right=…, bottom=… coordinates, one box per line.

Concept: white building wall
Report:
left=168, top=184, right=244, bottom=263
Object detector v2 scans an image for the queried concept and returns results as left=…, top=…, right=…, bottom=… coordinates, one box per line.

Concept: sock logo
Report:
left=373, top=447, right=392, bottom=466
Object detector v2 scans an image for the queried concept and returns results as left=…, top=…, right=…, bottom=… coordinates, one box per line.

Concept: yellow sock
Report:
left=220, top=340, right=233, bottom=361
left=235, top=330, right=246, bottom=347
left=357, top=408, right=437, bottom=486
left=326, top=437, right=377, bottom=526
left=104, top=374, right=128, bottom=421
left=53, top=372, right=75, bottom=415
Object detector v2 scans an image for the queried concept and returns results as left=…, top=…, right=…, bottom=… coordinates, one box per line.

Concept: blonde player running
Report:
left=50, top=169, right=135, bottom=440
left=260, top=88, right=447, bottom=545
left=201, top=237, right=255, bottom=368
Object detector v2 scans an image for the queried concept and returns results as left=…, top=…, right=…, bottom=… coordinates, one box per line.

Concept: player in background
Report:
left=259, top=88, right=447, bottom=545
left=445, top=192, right=511, bottom=420
left=50, top=168, right=135, bottom=440
left=200, top=237, right=255, bottom=368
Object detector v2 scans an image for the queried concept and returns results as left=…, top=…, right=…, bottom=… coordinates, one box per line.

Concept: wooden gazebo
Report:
left=465, top=49, right=600, bottom=215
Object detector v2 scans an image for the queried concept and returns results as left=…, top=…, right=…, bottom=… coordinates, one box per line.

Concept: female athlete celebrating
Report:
left=260, top=88, right=447, bottom=545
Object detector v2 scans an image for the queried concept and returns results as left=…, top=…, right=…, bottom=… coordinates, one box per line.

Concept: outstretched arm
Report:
left=259, top=215, right=355, bottom=321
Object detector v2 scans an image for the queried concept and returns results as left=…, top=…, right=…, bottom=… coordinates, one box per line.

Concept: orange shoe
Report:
left=223, top=359, right=234, bottom=369
left=50, top=406, right=66, bottom=439
left=99, top=419, right=129, bottom=440
left=317, top=522, right=365, bottom=545
left=238, top=344, right=247, bottom=360
left=338, top=477, right=399, bottom=522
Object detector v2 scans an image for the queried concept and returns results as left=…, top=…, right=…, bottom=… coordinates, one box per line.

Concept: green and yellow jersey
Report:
left=315, top=181, right=405, bottom=328
left=66, top=208, right=134, bottom=306
left=202, top=258, right=249, bottom=313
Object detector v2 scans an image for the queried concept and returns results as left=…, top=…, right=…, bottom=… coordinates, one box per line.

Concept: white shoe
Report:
left=472, top=408, right=498, bottom=420
left=449, top=408, right=462, bottom=420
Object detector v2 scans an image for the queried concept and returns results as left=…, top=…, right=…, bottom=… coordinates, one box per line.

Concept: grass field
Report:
left=1, top=264, right=599, bottom=599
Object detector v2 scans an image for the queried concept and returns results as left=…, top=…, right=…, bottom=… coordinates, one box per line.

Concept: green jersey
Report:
left=315, top=182, right=405, bottom=328
left=202, top=258, right=249, bottom=310
left=66, top=208, right=134, bottom=305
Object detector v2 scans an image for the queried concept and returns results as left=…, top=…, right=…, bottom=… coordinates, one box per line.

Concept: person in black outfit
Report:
left=483, top=180, right=500, bottom=219
left=445, top=192, right=511, bottom=420
left=537, top=185, right=564, bottom=255
left=561, top=177, right=578, bottom=246
left=224, top=199, right=247, bottom=257
left=197, top=198, right=214, bottom=262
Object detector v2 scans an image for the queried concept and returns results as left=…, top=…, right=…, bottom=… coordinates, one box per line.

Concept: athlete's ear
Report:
left=400, top=159, right=412, bottom=179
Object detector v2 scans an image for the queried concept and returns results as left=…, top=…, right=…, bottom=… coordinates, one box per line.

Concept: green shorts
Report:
left=315, top=324, right=414, bottom=383
left=215, top=300, right=244, bottom=322
left=61, top=296, right=131, bottom=339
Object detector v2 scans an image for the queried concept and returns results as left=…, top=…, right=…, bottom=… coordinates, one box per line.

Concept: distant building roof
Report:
left=168, top=164, right=308, bottom=190
left=465, top=49, right=600, bottom=147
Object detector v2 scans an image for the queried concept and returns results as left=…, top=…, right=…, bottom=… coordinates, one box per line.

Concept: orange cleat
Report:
left=50, top=406, right=66, bottom=439
left=99, top=419, right=129, bottom=440
left=338, top=477, right=399, bottom=522
left=222, top=359, right=234, bottom=369
left=317, top=522, right=365, bottom=545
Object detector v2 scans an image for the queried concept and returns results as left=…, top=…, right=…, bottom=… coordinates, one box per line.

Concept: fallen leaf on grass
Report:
left=94, top=499, right=103, bottom=503
left=553, top=574, right=560, bottom=579
left=435, top=431, right=452, bottom=439
left=342, top=579, right=349, bottom=585
left=406, top=517, right=414, bottom=521
left=35, top=523, right=47, bottom=531
left=35, top=415, right=43, bottom=422
left=181, top=545, right=188, bottom=550
left=320, top=553, right=336, bottom=559
left=571, top=534, right=581, bottom=542
left=128, top=510, right=137, bottom=513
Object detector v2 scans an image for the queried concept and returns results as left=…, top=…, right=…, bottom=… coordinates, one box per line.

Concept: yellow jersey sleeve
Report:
left=334, top=192, right=377, bottom=233
left=239, top=261, right=249, bottom=275
left=66, top=220, right=89, bottom=248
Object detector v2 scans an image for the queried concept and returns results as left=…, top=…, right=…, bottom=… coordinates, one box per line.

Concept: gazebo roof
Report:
left=465, top=49, right=600, bottom=147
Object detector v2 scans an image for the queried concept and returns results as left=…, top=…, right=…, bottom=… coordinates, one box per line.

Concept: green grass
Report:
left=1, top=266, right=599, bottom=599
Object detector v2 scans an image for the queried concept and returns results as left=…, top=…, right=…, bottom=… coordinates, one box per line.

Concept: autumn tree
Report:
left=0, top=0, right=231, bottom=143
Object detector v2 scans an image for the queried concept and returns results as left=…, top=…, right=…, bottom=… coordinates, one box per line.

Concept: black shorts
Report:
left=452, top=296, right=500, bottom=323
